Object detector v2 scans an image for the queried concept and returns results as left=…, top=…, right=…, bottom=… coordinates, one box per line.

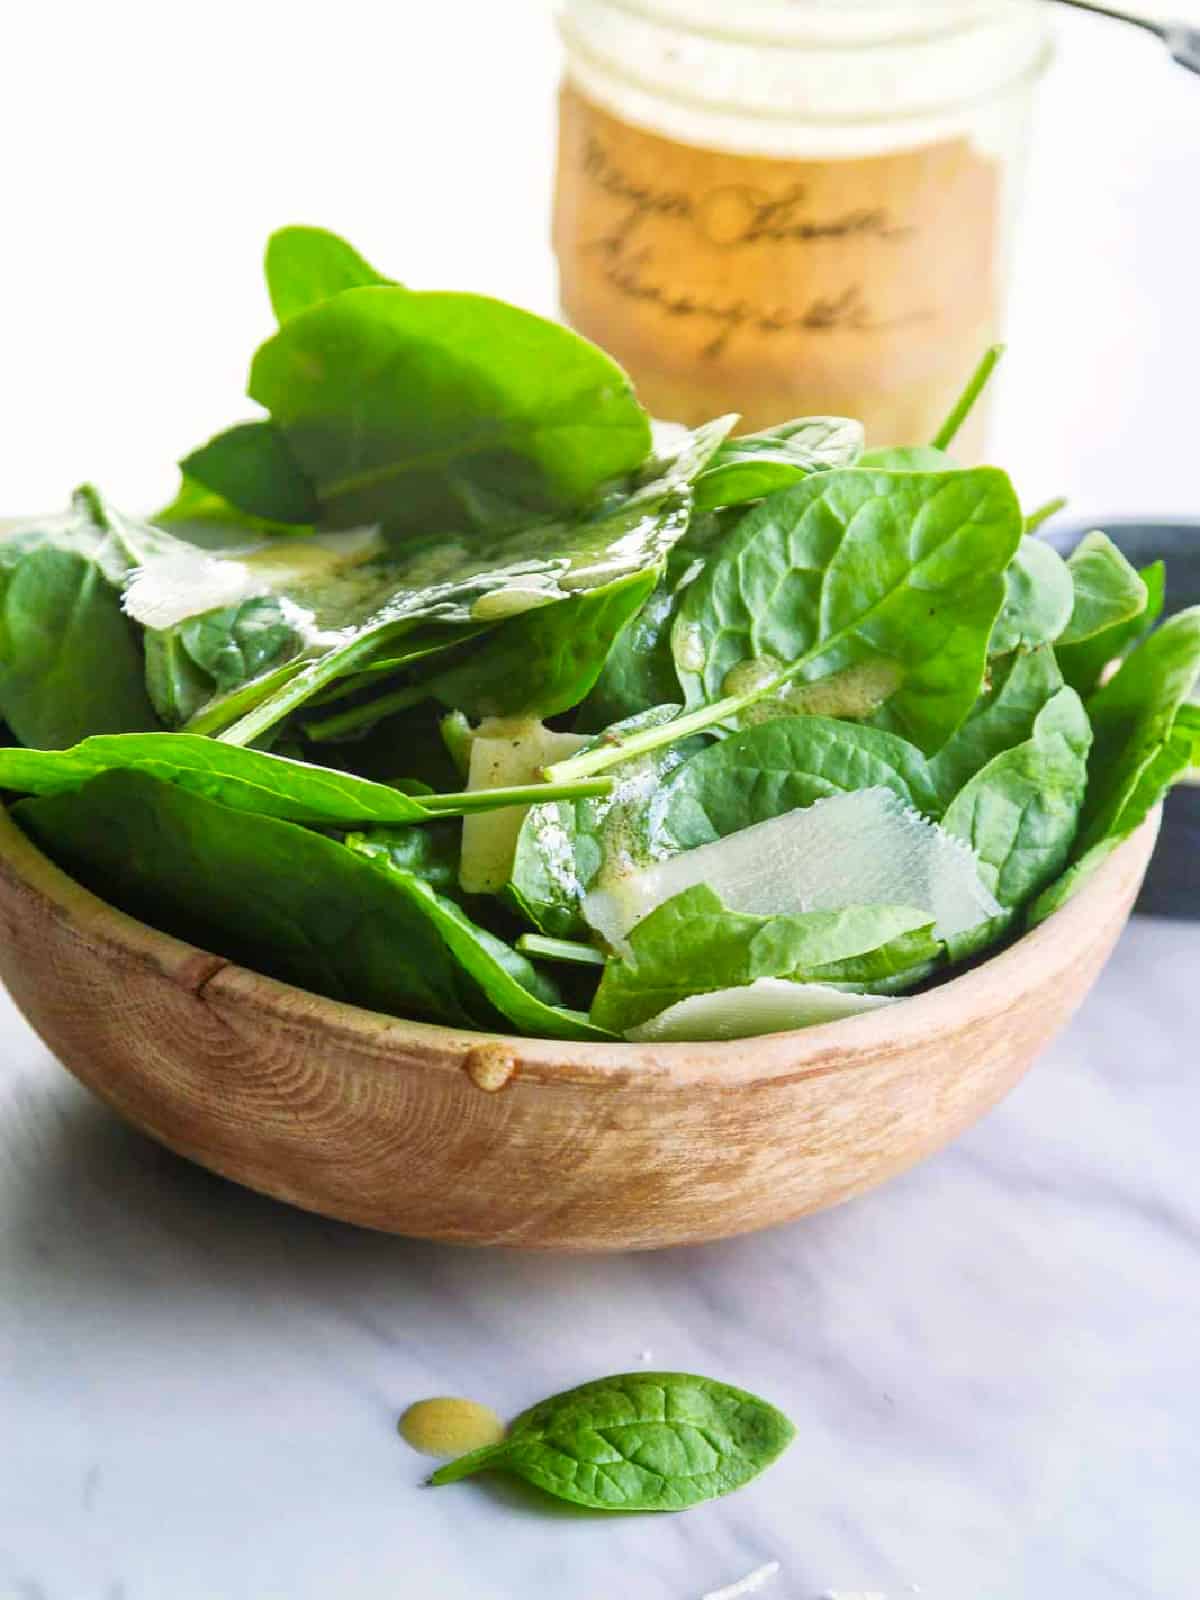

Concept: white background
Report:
left=1, top=1, right=1197, bottom=526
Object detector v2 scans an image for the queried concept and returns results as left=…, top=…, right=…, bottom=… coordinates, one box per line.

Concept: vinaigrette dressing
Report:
left=555, top=0, right=1052, bottom=453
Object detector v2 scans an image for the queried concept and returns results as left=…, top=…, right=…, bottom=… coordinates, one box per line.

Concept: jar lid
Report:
left=608, top=0, right=1020, bottom=48
left=561, top=0, right=1051, bottom=130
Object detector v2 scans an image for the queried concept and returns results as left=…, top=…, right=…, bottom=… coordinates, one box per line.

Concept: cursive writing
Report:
left=590, top=239, right=930, bottom=359
left=581, top=138, right=911, bottom=252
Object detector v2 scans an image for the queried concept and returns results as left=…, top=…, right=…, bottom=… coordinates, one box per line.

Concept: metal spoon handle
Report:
left=1050, top=0, right=1166, bottom=37
left=1049, top=0, right=1200, bottom=75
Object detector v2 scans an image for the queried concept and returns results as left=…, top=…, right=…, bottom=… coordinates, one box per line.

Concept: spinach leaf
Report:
left=143, top=628, right=215, bottom=726
left=1077, top=606, right=1200, bottom=851
left=180, top=421, right=319, bottom=527
left=926, top=647, right=1064, bottom=811
left=1057, top=560, right=1164, bottom=698
left=308, top=570, right=660, bottom=736
left=427, top=570, right=659, bottom=722
left=0, top=731, right=606, bottom=828
left=692, top=416, right=863, bottom=513
left=989, top=537, right=1074, bottom=656
left=590, top=884, right=936, bottom=1034
left=664, top=467, right=1022, bottom=758
left=344, top=821, right=462, bottom=896
left=246, top=285, right=653, bottom=534
left=1056, top=530, right=1148, bottom=647
left=941, top=687, right=1092, bottom=910
left=344, top=836, right=609, bottom=1041
left=574, top=510, right=733, bottom=731
left=264, top=224, right=393, bottom=322
left=177, top=596, right=308, bottom=696
left=0, top=498, right=160, bottom=748
left=509, top=708, right=701, bottom=939
left=1028, top=713, right=1197, bottom=926
left=429, top=1371, right=794, bottom=1511
left=145, top=593, right=315, bottom=729
left=655, top=715, right=940, bottom=850
left=14, top=772, right=495, bottom=1027
left=192, top=420, right=730, bottom=746
left=154, top=475, right=315, bottom=540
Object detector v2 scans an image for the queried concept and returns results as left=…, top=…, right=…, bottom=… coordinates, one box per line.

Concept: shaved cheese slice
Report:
left=459, top=718, right=587, bottom=894
left=123, top=549, right=259, bottom=629
left=586, top=787, right=999, bottom=950
left=626, top=978, right=895, bottom=1043
left=122, top=527, right=383, bottom=629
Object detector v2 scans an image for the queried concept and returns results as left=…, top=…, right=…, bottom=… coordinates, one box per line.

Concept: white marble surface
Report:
left=2, top=916, right=1198, bottom=1600
left=2, top=3, right=1199, bottom=1597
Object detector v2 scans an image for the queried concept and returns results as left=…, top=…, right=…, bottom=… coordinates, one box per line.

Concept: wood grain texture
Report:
left=0, top=804, right=1159, bottom=1251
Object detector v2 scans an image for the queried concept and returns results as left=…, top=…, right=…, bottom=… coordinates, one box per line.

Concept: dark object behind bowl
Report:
left=1045, top=518, right=1200, bottom=920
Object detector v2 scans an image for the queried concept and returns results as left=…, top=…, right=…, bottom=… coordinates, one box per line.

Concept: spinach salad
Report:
left=2, top=227, right=1196, bottom=1043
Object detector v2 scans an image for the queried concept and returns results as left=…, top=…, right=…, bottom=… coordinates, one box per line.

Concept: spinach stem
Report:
left=930, top=344, right=1005, bottom=452
left=544, top=687, right=750, bottom=782
left=422, top=778, right=612, bottom=813
left=304, top=682, right=431, bottom=741
left=516, top=933, right=606, bottom=967
left=185, top=658, right=309, bottom=737
left=217, top=624, right=408, bottom=747
left=1024, top=495, right=1068, bottom=535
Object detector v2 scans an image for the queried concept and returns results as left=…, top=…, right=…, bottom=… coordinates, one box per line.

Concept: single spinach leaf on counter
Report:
left=180, top=421, right=319, bottom=528
left=192, top=419, right=731, bottom=746
left=264, top=224, right=393, bottom=322
left=13, top=772, right=495, bottom=1027
left=672, top=468, right=1023, bottom=757
left=345, top=836, right=609, bottom=1041
left=0, top=497, right=160, bottom=748
left=692, top=416, right=863, bottom=513
left=508, top=708, right=702, bottom=940
left=926, top=647, right=1064, bottom=812
left=1056, top=531, right=1149, bottom=647
left=655, top=715, right=940, bottom=850
left=941, top=687, right=1092, bottom=911
left=428, top=1371, right=794, bottom=1511
left=589, top=884, right=936, bottom=1034
left=1057, top=560, right=1164, bottom=698
left=247, top=285, right=653, bottom=535
left=1077, top=606, right=1200, bottom=851
left=989, top=537, right=1074, bottom=656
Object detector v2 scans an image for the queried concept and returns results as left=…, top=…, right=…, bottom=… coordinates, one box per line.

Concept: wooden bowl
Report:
left=0, top=804, right=1158, bottom=1251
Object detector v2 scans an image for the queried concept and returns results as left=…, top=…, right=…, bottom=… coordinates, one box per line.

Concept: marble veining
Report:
left=2, top=915, right=1197, bottom=1600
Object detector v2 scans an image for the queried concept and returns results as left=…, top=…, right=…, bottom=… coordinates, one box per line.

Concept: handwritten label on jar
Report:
left=553, top=85, right=1000, bottom=445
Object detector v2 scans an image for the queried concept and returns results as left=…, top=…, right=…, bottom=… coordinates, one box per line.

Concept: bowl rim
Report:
left=0, top=801, right=1159, bottom=1088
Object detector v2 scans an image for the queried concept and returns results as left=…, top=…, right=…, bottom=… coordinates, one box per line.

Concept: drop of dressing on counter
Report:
left=398, top=1397, right=505, bottom=1459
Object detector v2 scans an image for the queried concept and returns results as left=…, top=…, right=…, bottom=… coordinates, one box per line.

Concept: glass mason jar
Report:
left=554, top=0, right=1052, bottom=454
